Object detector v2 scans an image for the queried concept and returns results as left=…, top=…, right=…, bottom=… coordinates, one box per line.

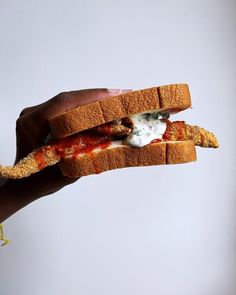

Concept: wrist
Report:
left=0, top=179, right=40, bottom=223
left=1, top=179, right=38, bottom=200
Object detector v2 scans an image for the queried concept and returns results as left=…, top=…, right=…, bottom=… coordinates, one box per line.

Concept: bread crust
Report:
left=49, top=84, right=191, bottom=139
left=59, top=140, right=196, bottom=177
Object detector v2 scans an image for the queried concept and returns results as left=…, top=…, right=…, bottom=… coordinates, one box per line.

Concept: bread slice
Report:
left=59, top=140, right=196, bottom=177
left=49, top=84, right=191, bottom=139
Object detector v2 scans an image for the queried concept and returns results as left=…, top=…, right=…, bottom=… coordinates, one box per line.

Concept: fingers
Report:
left=16, top=88, right=132, bottom=158
left=19, top=106, right=39, bottom=117
left=19, top=88, right=132, bottom=118
left=21, top=88, right=131, bottom=140
left=35, top=88, right=132, bottom=121
left=19, top=88, right=132, bottom=127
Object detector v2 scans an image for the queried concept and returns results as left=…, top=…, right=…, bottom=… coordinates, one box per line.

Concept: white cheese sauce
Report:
left=125, top=112, right=168, bottom=147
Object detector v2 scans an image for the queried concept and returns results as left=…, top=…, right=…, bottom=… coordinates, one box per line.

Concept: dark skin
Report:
left=0, top=88, right=130, bottom=223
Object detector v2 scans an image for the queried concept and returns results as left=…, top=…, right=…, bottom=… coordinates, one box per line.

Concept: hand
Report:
left=0, top=88, right=130, bottom=222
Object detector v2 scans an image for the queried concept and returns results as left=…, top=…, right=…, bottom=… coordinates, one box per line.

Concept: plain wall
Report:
left=0, top=1, right=235, bottom=294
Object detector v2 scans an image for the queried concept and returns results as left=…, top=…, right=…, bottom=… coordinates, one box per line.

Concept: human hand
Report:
left=0, top=88, right=130, bottom=222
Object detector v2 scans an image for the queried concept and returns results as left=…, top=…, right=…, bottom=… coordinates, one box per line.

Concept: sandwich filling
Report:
left=0, top=110, right=219, bottom=179
left=125, top=111, right=169, bottom=147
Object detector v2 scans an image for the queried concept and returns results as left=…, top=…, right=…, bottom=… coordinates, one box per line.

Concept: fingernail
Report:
left=108, top=89, right=132, bottom=94
left=121, top=89, right=133, bottom=93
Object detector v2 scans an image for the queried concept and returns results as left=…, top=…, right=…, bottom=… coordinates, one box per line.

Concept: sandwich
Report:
left=0, top=83, right=219, bottom=179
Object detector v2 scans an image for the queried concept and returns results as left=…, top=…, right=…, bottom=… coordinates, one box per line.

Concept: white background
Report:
left=0, top=1, right=235, bottom=294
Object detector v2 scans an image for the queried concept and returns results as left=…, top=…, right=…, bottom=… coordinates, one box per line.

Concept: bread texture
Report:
left=49, top=84, right=191, bottom=139
left=59, top=140, right=196, bottom=177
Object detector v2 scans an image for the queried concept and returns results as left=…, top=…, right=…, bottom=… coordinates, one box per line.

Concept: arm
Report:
left=0, top=164, right=78, bottom=223
left=0, top=180, right=37, bottom=223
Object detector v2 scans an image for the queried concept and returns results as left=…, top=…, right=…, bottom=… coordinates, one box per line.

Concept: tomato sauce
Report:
left=34, top=120, right=188, bottom=170
left=34, top=132, right=112, bottom=170
left=52, top=132, right=111, bottom=155
left=162, top=120, right=186, bottom=141
left=34, top=150, right=47, bottom=170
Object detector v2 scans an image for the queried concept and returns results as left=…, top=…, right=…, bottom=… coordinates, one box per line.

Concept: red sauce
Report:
left=71, top=141, right=111, bottom=159
left=34, top=120, right=188, bottom=170
left=34, top=150, right=47, bottom=170
left=69, top=138, right=111, bottom=174
left=52, top=132, right=112, bottom=156
left=34, top=132, right=112, bottom=170
left=162, top=120, right=186, bottom=141
left=162, top=120, right=172, bottom=141
left=172, top=121, right=186, bottom=141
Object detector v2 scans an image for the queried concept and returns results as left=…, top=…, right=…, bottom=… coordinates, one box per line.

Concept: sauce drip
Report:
left=34, top=150, right=47, bottom=170
left=162, top=120, right=186, bottom=141
left=34, top=132, right=112, bottom=170
left=51, top=132, right=112, bottom=156
left=34, top=120, right=188, bottom=171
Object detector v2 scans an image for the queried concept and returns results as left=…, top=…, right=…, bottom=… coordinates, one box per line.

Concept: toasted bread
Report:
left=49, top=84, right=191, bottom=139
left=59, top=140, right=196, bottom=178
